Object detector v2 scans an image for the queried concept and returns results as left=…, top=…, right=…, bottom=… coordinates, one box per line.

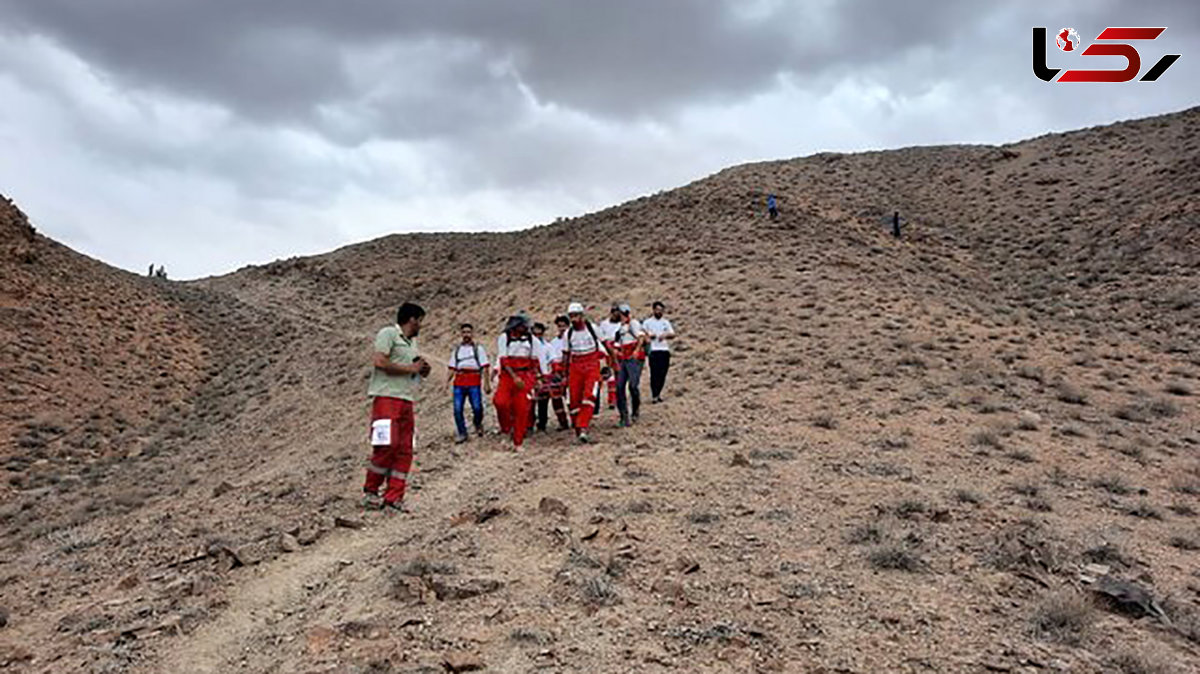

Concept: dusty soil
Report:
left=1, top=107, right=1198, bottom=673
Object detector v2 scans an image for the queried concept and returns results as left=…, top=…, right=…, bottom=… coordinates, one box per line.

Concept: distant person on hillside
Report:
left=564, top=302, right=611, bottom=444
left=610, top=302, right=647, bottom=426
left=541, top=315, right=572, bottom=431
left=445, top=323, right=490, bottom=444
left=767, top=194, right=778, bottom=221
left=147, top=264, right=154, bottom=277
left=493, top=313, right=546, bottom=451
left=643, top=301, right=676, bottom=403
left=892, top=211, right=901, bottom=238
left=364, top=302, right=430, bottom=513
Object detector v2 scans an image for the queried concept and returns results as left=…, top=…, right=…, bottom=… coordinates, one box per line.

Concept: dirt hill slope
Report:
left=1, top=107, right=1198, bottom=673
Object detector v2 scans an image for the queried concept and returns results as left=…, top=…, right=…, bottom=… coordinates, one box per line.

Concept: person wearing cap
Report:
left=563, top=302, right=612, bottom=444
left=364, top=302, right=430, bottom=513
left=611, top=302, right=648, bottom=427
left=597, top=303, right=622, bottom=351
left=445, top=323, right=491, bottom=443
left=642, top=301, right=676, bottom=403
left=493, top=313, right=547, bottom=451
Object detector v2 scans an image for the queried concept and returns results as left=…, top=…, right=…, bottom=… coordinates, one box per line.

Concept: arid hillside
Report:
left=1, top=106, right=1198, bottom=674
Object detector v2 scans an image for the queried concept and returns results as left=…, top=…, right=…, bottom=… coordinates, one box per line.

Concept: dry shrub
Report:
left=1030, top=590, right=1095, bottom=644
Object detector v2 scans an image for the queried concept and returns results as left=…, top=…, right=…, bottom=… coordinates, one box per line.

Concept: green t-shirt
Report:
left=368, top=325, right=422, bottom=401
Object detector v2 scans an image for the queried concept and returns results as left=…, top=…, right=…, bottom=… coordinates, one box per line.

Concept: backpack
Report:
left=453, top=343, right=482, bottom=369
left=564, top=321, right=603, bottom=369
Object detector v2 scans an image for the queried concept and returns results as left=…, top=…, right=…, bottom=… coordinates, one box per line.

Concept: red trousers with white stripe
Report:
left=567, top=351, right=604, bottom=433
left=364, top=396, right=414, bottom=504
left=493, top=358, right=538, bottom=447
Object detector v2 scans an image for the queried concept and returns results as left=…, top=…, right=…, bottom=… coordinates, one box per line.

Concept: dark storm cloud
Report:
left=0, top=0, right=1034, bottom=130
left=0, top=0, right=1196, bottom=278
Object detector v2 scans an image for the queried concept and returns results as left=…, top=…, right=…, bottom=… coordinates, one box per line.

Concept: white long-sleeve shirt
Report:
left=496, top=333, right=550, bottom=374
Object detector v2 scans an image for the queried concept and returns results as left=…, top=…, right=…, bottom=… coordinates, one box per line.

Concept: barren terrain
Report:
left=1, top=106, right=1199, bottom=673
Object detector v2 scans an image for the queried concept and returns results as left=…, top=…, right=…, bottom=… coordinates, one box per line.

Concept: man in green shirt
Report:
left=364, top=302, right=430, bottom=512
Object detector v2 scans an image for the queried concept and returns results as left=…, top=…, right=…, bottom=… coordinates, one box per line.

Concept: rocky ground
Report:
left=1, top=106, right=1198, bottom=673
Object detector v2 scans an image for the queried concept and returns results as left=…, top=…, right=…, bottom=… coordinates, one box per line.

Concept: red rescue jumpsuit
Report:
left=566, top=326, right=605, bottom=434
left=364, top=396, right=414, bottom=505
left=494, top=354, right=538, bottom=448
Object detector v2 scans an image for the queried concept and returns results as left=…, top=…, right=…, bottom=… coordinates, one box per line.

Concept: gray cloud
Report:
left=0, top=0, right=1196, bottom=277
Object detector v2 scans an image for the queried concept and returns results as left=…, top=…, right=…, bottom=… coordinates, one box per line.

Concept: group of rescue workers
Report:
left=361, top=300, right=676, bottom=512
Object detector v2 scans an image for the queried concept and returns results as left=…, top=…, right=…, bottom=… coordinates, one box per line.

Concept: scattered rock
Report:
left=297, top=526, right=323, bottom=546
left=207, top=544, right=246, bottom=571
left=305, top=624, right=339, bottom=655
left=428, top=577, right=503, bottom=601
left=675, top=556, right=700, bottom=574
left=1090, top=575, right=1168, bottom=621
left=116, top=574, right=139, bottom=591
left=730, top=452, right=750, bottom=467
left=212, top=481, right=236, bottom=497
left=0, top=607, right=8, bottom=629
left=334, top=516, right=365, bottom=530
left=279, top=533, right=301, bottom=553
left=474, top=506, right=506, bottom=524
left=391, top=576, right=429, bottom=604
left=538, top=497, right=569, bottom=517
left=443, top=651, right=484, bottom=672
left=1017, top=410, right=1042, bottom=428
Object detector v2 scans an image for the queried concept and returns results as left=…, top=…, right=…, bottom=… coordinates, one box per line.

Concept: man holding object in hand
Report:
left=363, top=302, right=428, bottom=513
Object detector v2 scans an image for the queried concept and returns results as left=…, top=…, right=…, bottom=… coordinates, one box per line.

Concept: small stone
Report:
left=334, top=516, right=365, bottom=530
left=1018, top=410, right=1042, bottom=428
left=279, top=533, right=301, bottom=553
left=538, top=497, right=569, bottom=517
left=212, top=481, right=236, bottom=497
left=0, top=607, right=9, bottom=629
left=674, top=556, right=700, bottom=574
left=443, top=651, right=485, bottom=672
left=429, top=577, right=503, bottom=601
left=731, top=453, right=750, bottom=467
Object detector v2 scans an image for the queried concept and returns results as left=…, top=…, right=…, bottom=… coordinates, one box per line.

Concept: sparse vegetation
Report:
left=1055, top=381, right=1088, bottom=405
left=1030, top=590, right=1095, bottom=644
left=1092, top=475, right=1131, bottom=495
left=1124, top=501, right=1164, bottom=520
left=811, top=413, right=838, bottom=429
left=867, top=544, right=925, bottom=572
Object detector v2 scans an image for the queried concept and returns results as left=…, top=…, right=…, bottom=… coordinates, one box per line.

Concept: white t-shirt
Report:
left=642, top=317, right=674, bottom=352
left=447, top=342, right=489, bottom=370
left=597, top=319, right=620, bottom=343
left=566, top=322, right=605, bottom=355
left=612, top=319, right=645, bottom=347
left=497, top=334, right=549, bottom=374
left=546, top=335, right=566, bottom=365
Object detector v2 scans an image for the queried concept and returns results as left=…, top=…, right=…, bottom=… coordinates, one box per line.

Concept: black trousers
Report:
left=648, top=350, right=671, bottom=398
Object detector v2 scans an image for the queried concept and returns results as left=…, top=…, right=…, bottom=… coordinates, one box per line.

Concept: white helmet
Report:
left=567, top=302, right=585, bottom=314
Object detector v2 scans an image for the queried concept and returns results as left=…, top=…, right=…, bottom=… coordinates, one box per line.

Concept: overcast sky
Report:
left=0, top=1, right=1196, bottom=278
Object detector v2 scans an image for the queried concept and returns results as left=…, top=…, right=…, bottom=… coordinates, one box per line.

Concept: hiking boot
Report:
left=454, top=434, right=468, bottom=444
left=382, top=500, right=407, bottom=515
left=618, top=416, right=630, bottom=428
left=631, top=413, right=640, bottom=424
left=361, top=492, right=383, bottom=510
left=652, top=396, right=662, bottom=404
left=577, top=433, right=591, bottom=445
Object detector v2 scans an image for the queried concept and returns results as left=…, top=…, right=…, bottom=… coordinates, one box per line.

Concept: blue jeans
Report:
left=453, top=385, right=484, bottom=439
left=616, top=359, right=643, bottom=422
